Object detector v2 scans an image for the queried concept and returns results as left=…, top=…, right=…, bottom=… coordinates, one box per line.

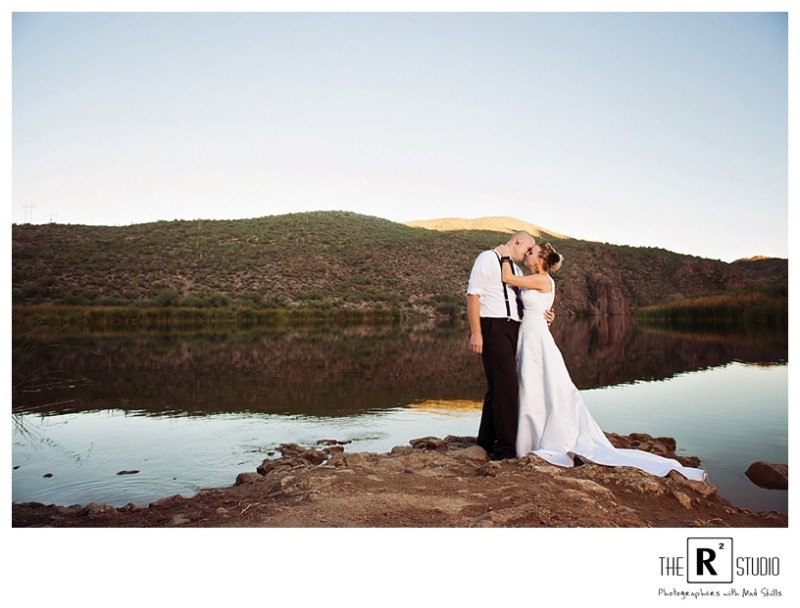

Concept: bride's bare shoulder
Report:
left=524, top=273, right=552, bottom=292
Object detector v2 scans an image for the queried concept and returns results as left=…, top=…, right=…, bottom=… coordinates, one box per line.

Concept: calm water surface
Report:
left=12, top=317, right=788, bottom=516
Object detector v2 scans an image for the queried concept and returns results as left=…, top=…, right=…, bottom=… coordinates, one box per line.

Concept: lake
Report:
left=11, top=316, right=788, bottom=516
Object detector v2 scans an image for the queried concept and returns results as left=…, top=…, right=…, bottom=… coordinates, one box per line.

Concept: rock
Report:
left=668, top=473, right=717, bottom=497
left=533, top=465, right=564, bottom=476
left=675, top=455, right=703, bottom=468
left=443, top=435, right=477, bottom=450
left=606, top=432, right=697, bottom=464
left=235, top=472, right=262, bottom=486
left=449, top=445, right=490, bottom=462
left=410, top=436, right=446, bottom=450
left=517, top=454, right=555, bottom=467
left=650, top=441, right=670, bottom=456
left=610, top=471, right=666, bottom=496
left=298, top=449, right=327, bottom=465
left=745, top=462, right=788, bottom=490
left=326, top=452, right=347, bottom=467
left=470, top=511, right=508, bottom=528
left=655, top=437, right=677, bottom=451
left=79, top=503, right=118, bottom=518
left=149, top=494, right=189, bottom=509
left=479, top=462, right=501, bottom=477
left=560, top=477, right=616, bottom=502
left=562, top=489, right=597, bottom=505
left=344, top=453, right=372, bottom=467
left=256, top=459, right=282, bottom=475
left=672, top=491, right=693, bottom=509
left=316, top=439, right=351, bottom=446
left=277, top=443, right=303, bottom=457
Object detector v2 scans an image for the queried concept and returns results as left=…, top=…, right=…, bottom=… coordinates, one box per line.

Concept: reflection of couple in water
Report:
left=466, top=231, right=706, bottom=481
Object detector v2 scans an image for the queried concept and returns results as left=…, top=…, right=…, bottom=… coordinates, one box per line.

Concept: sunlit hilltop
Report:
left=404, top=217, right=570, bottom=240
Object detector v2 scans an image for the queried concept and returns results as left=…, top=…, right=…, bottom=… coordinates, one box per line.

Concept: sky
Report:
left=8, top=7, right=792, bottom=262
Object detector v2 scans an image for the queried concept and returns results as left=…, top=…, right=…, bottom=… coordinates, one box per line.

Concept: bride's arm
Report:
left=501, top=258, right=551, bottom=292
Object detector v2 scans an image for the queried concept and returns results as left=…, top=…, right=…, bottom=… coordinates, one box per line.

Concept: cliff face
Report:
left=584, top=272, right=630, bottom=315
left=542, top=242, right=787, bottom=315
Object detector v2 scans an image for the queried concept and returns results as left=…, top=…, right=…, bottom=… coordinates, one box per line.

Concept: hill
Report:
left=11, top=211, right=788, bottom=319
left=404, top=216, right=570, bottom=239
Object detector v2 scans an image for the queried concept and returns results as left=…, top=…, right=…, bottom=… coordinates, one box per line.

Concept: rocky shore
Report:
left=11, top=434, right=787, bottom=528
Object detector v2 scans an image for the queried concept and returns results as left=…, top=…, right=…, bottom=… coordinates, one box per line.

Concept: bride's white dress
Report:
left=515, top=276, right=706, bottom=481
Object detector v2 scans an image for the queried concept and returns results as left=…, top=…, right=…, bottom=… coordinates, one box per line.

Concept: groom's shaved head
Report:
left=508, top=230, right=534, bottom=245
left=506, top=231, right=536, bottom=264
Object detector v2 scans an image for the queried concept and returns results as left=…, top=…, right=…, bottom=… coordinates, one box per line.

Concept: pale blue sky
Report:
left=11, top=11, right=790, bottom=262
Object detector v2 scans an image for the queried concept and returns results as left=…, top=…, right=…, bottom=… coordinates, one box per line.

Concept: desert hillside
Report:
left=12, top=211, right=788, bottom=318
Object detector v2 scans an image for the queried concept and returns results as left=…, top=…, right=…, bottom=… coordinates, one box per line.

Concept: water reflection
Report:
left=12, top=317, right=787, bottom=418
left=12, top=316, right=787, bottom=514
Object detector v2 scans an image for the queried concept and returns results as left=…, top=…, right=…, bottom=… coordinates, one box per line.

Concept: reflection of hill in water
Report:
left=13, top=319, right=787, bottom=418
left=409, top=400, right=483, bottom=412
left=553, top=316, right=787, bottom=387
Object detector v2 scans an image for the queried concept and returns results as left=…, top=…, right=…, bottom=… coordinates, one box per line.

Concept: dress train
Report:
left=515, top=277, right=706, bottom=482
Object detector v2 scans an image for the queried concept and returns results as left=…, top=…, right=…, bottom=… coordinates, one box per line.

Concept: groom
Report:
left=466, top=231, right=553, bottom=460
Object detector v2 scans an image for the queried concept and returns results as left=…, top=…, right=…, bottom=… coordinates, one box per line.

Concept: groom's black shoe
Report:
left=490, top=452, right=516, bottom=461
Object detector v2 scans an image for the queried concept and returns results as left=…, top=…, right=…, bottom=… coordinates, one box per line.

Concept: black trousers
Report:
left=476, top=317, right=520, bottom=459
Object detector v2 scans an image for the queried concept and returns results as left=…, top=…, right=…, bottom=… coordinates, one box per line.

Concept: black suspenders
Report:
left=496, top=251, right=523, bottom=320
left=495, top=251, right=512, bottom=318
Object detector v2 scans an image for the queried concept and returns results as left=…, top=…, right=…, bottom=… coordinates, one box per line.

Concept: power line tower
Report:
left=23, top=203, right=34, bottom=223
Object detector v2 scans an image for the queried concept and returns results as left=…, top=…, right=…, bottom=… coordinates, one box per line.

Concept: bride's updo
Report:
left=538, top=243, right=563, bottom=273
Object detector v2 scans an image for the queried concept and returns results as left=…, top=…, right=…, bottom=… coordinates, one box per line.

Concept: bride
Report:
left=497, top=242, right=706, bottom=482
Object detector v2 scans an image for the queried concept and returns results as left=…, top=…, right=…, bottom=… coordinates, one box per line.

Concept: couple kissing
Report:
left=466, top=231, right=706, bottom=481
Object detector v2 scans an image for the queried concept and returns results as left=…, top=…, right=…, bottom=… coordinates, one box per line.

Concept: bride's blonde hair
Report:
left=538, top=243, right=563, bottom=273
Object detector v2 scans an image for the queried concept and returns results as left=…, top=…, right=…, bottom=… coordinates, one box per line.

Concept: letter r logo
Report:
left=696, top=548, right=717, bottom=575
left=687, top=538, right=733, bottom=583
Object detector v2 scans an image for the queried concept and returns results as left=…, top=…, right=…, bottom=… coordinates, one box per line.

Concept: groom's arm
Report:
left=467, top=295, right=483, bottom=354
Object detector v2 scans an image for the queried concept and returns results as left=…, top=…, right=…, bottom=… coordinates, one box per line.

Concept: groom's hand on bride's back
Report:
left=544, top=308, right=555, bottom=326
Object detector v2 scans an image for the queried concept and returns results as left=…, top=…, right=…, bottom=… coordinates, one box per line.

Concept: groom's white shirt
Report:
left=466, top=250, right=523, bottom=321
